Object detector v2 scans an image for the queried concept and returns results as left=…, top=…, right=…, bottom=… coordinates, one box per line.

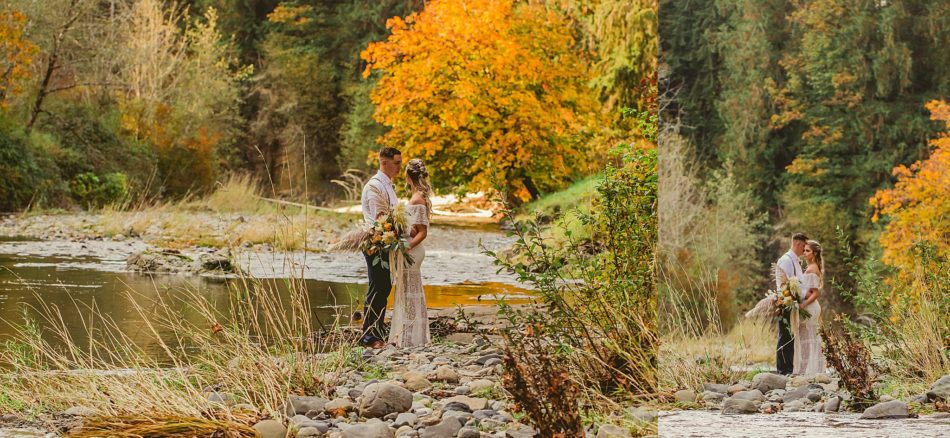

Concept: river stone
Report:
left=674, top=389, right=697, bottom=403
left=824, top=397, right=841, bottom=412
left=813, top=374, right=833, bottom=384
left=753, top=373, right=788, bottom=393
left=395, top=425, right=414, bottom=438
left=783, top=399, right=810, bottom=412
left=298, top=427, right=322, bottom=437
left=285, top=396, right=329, bottom=416
left=927, top=375, right=950, bottom=401
left=360, top=383, right=413, bottom=418
left=457, top=427, right=481, bottom=438
left=393, top=412, right=417, bottom=428
left=782, top=386, right=809, bottom=403
left=433, top=366, right=460, bottom=383
left=726, top=384, right=748, bottom=395
left=404, top=374, right=432, bottom=392
left=732, top=390, right=764, bottom=402
left=789, top=376, right=810, bottom=388
left=475, top=353, right=502, bottom=365
left=860, top=400, right=910, bottom=419
left=722, top=398, right=758, bottom=414
left=806, top=390, right=822, bottom=402
left=443, top=395, right=488, bottom=411
left=596, top=424, right=631, bottom=438
left=505, top=424, right=538, bottom=438
left=326, top=398, right=356, bottom=415
left=703, top=383, right=730, bottom=394
left=702, top=391, right=726, bottom=405
left=421, top=417, right=463, bottom=438
left=342, top=419, right=394, bottom=438
left=253, top=420, right=287, bottom=438
left=765, top=389, right=786, bottom=402
left=468, top=379, right=495, bottom=394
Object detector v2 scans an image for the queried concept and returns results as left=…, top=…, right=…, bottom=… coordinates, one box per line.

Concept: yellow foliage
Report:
left=870, top=100, right=950, bottom=277
left=0, top=8, right=37, bottom=107
left=362, top=0, right=596, bottom=201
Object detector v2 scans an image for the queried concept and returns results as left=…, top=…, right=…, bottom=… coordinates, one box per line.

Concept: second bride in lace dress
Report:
left=389, top=158, right=432, bottom=347
left=794, top=239, right=826, bottom=376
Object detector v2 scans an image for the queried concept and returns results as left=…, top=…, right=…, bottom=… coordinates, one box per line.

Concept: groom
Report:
left=775, top=232, right=808, bottom=375
left=359, top=147, right=402, bottom=348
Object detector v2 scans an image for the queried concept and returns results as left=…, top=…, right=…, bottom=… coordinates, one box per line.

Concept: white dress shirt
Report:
left=361, top=170, right=397, bottom=226
left=775, top=250, right=803, bottom=290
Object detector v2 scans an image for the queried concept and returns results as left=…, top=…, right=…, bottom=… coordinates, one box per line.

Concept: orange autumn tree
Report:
left=870, top=100, right=950, bottom=278
left=362, top=0, right=596, bottom=202
left=0, top=8, right=37, bottom=108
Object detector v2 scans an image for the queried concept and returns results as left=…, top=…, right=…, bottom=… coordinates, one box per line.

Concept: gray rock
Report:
left=703, top=383, right=730, bottom=394
left=393, top=412, right=417, bottom=428
left=783, top=386, right=809, bottom=403
left=342, top=419, right=394, bottom=438
left=721, top=398, right=758, bottom=414
left=765, top=389, right=786, bottom=402
left=286, top=396, right=330, bottom=416
left=443, top=395, right=489, bottom=412
left=806, top=391, right=822, bottom=402
left=702, top=391, right=727, bottom=407
left=752, top=373, right=788, bottom=393
left=359, top=383, right=413, bottom=418
left=824, top=397, right=841, bottom=412
left=468, top=379, right=495, bottom=394
left=421, top=418, right=463, bottom=438
left=483, top=358, right=503, bottom=367
left=433, top=366, right=460, bottom=383
left=726, top=384, right=748, bottom=395
left=298, top=426, right=322, bottom=437
left=442, top=410, right=474, bottom=423
left=596, top=424, right=631, bottom=438
left=732, top=390, right=765, bottom=402
left=812, top=374, right=833, bottom=384
left=927, top=375, right=950, bottom=402
left=674, top=389, right=697, bottom=403
left=473, top=409, right=496, bottom=420
left=253, top=420, right=287, bottom=438
left=783, top=399, right=810, bottom=412
left=326, top=398, right=356, bottom=415
left=457, top=427, right=481, bottom=438
left=860, top=400, right=910, bottom=419
left=505, top=424, right=538, bottom=438
left=476, top=354, right=502, bottom=365
left=626, top=406, right=656, bottom=424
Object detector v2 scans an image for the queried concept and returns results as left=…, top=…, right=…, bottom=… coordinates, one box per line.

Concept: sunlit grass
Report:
left=0, top=273, right=360, bottom=426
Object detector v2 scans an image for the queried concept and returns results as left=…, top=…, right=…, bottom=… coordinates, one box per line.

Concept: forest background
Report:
left=1, top=0, right=655, bottom=213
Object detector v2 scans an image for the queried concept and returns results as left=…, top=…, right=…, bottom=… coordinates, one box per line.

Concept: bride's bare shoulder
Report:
left=806, top=265, right=821, bottom=275
left=409, top=193, right=426, bottom=206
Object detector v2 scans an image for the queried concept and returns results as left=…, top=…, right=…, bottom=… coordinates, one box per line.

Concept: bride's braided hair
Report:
left=406, top=158, right=432, bottom=214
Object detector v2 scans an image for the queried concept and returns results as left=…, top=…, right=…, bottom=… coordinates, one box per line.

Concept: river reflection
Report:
left=0, top=245, right=530, bottom=364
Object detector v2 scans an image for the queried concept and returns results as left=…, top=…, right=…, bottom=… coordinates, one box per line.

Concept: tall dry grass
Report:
left=0, top=274, right=358, bottom=423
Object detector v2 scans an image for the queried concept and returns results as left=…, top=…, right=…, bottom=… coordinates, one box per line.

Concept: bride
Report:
left=795, top=239, right=826, bottom=375
left=389, top=158, right=432, bottom=347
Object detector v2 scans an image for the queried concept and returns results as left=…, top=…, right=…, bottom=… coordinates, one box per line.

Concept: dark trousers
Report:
left=776, top=308, right=794, bottom=375
left=362, top=251, right=392, bottom=342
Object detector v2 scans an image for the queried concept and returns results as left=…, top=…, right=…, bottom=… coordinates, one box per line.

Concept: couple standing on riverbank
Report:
left=359, top=147, right=432, bottom=349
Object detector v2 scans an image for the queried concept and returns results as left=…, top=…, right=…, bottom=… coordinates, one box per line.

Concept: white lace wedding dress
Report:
left=794, top=272, right=825, bottom=375
left=388, top=204, right=431, bottom=347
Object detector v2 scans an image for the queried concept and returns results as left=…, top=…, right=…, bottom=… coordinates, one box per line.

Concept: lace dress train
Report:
left=389, top=204, right=431, bottom=347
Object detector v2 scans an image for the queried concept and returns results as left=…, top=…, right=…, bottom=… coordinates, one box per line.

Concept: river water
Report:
left=0, top=225, right=530, bottom=363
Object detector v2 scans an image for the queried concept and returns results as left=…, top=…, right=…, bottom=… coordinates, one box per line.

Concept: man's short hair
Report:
left=379, top=147, right=401, bottom=160
left=792, top=232, right=809, bottom=243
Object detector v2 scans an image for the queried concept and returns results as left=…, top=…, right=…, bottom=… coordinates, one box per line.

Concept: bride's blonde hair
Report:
left=806, top=239, right=824, bottom=276
left=406, top=158, right=432, bottom=214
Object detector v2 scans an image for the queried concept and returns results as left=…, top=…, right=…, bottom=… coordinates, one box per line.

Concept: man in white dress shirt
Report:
left=359, top=147, right=402, bottom=348
left=775, top=232, right=807, bottom=375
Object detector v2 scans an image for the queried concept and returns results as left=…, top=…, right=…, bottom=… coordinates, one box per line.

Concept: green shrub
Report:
left=69, top=172, right=129, bottom=209
left=0, top=118, right=59, bottom=211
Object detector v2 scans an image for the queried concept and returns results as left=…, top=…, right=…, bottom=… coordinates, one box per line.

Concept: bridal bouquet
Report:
left=771, top=277, right=812, bottom=320
left=329, top=202, right=414, bottom=269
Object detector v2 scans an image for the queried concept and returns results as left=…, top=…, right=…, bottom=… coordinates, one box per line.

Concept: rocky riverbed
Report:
left=660, top=372, right=950, bottom=437
left=0, top=212, right=521, bottom=287
left=0, top=329, right=652, bottom=438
